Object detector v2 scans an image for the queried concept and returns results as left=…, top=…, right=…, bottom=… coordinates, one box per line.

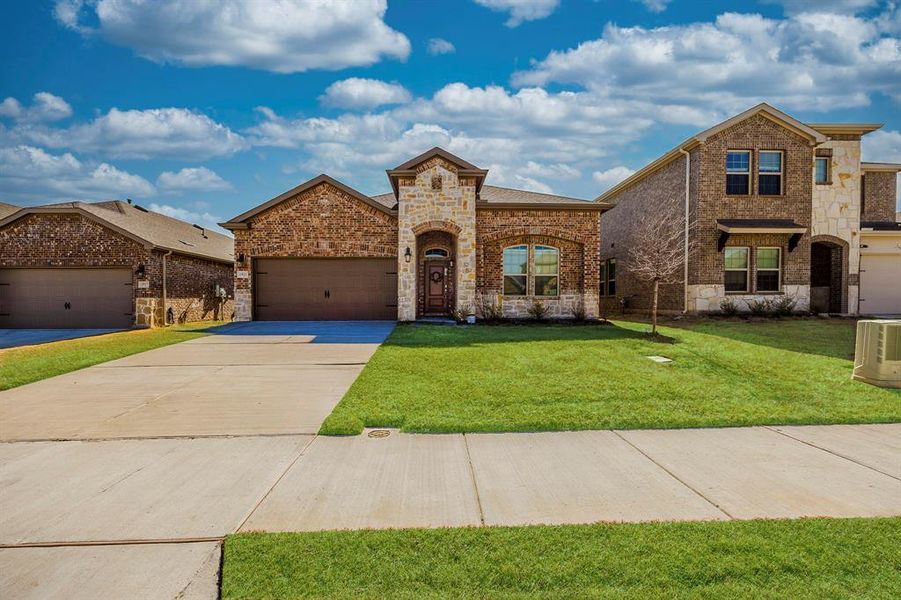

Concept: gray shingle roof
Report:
left=370, top=184, right=591, bottom=208
left=0, top=202, right=19, bottom=220
left=2, top=200, right=233, bottom=263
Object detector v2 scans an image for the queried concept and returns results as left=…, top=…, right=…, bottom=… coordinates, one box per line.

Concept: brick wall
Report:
left=476, top=208, right=600, bottom=318
left=232, top=181, right=399, bottom=320
left=0, top=212, right=232, bottom=326
left=862, top=171, right=898, bottom=221
left=599, top=154, right=687, bottom=314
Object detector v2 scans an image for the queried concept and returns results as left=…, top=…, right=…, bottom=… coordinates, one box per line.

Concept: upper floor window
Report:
left=724, top=247, right=749, bottom=292
left=534, top=246, right=559, bottom=296
left=605, top=258, right=616, bottom=296
left=503, top=245, right=528, bottom=296
left=814, top=157, right=830, bottom=185
left=758, top=151, right=783, bottom=196
left=726, top=151, right=751, bottom=195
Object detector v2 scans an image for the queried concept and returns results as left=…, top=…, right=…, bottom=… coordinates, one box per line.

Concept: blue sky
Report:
left=2, top=0, right=899, bottom=231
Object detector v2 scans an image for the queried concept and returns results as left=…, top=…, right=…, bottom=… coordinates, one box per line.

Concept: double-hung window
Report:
left=724, top=247, right=749, bottom=292
left=606, top=258, right=616, bottom=296
left=814, top=157, right=829, bottom=184
left=534, top=246, right=559, bottom=296
left=726, top=151, right=751, bottom=195
left=758, top=151, right=783, bottom=195
left=502, top=245, right=528, bottom=295
left=756, top=247, right=781, bottom=292
left=502, top=244, right=560, bottom=296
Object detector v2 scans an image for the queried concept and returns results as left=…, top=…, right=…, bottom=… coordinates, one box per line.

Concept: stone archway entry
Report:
left=417, top=230, right=456, bottom=317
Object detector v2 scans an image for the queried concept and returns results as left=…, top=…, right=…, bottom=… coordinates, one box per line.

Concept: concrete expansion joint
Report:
left=764, top=426, right=901, bottom=483
left=462, top=433, right=486, bottom=526
left=0, top=537, right=224, bottom=549
left=611, top=430, right=735, bottom=520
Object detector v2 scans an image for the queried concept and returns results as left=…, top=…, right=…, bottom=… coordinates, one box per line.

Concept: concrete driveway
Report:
left=0, top=328, right=123, bottom=349
left=0, top=320, right=395, bottom=441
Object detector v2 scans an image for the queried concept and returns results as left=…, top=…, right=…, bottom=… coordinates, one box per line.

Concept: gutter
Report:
left=161, top=250, right=173, bottom=327
left=678, top=148, right=691, bottom=314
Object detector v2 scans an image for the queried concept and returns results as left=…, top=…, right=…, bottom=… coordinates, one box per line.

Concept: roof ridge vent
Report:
left=134, top=204, right=149, bottom=212
left=192, top=223, right=208, bottom=238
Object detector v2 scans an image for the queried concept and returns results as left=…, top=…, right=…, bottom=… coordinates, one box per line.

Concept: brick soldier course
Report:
left=222, top=148, right=611, bottom=321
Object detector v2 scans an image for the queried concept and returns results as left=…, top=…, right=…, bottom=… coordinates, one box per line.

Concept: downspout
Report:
left=678, top=148, right=691, bottom=313
left=161, top=250, right=172, bottom=327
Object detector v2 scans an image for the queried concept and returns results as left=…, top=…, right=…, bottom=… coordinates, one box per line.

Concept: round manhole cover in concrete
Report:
left=368, top=429, right=391, bottom=438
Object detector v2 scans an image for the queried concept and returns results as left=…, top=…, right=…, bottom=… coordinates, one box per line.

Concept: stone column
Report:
left=397, top=233, right=417, bottom=321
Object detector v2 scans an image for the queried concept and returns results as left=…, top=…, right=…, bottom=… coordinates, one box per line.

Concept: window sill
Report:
left=815, top=182, right=833, bottom=186
left=725, top=291, right=784, bottom=295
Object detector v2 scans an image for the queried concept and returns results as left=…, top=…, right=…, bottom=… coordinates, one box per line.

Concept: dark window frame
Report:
left=726, top=150, right=752, bottom=196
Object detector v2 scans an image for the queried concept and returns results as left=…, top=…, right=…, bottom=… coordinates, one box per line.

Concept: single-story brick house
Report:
left=221, top=148, right=610, bottom=321
left=0, top=200, right=234, bottom=328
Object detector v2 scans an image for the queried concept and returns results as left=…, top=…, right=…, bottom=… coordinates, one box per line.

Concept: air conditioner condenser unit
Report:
left=853, top=320, right=901, bottom=388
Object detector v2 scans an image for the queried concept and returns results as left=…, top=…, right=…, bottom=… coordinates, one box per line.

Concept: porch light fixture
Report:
left=237, top=253, right=245, bottom=265
left=136, top=264, right=145, bottom=277
left=404, top=247, right=412, bottom=263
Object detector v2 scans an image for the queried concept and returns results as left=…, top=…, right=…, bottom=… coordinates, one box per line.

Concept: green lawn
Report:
left=222, top=517, right=901, bottom=599
left=320, top=319, right=900, bottom=435
left=0, top=322, right=225, bottom=390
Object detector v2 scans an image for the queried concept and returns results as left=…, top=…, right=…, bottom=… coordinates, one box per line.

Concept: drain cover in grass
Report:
left=646, top=355, right=673, bottom=363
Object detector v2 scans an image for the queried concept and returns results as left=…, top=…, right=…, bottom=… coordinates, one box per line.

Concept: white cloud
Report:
left=320, top=78, right=412, bottom=110
left=634, top=0, right=672, bottom=13
left=473, top=0, right=559, bottom=27
left=0, top=92, right=72, bottom=122
left=766, top=0, right=878, bottom=15
left=8, top=107, right=246, bottom=160
left=55, top=0, right=410, bottom=73
left=520, top=161, right=580, bottom=179
left=0, top=145, right=154, bottom=201
left=147, top=202, right=228, bottom=234
left=513, top=10, right=901, bottom=112
left=592, top=166, right=636, bottom=192
left=427, top=38, right=456, bottom=55
left=156, top=167, right=233, bottom=192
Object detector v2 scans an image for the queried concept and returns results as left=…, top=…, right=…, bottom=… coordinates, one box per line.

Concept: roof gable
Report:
left=220, top=174, right=395, bottom=230
left=694, top=103, right=827, bottom=145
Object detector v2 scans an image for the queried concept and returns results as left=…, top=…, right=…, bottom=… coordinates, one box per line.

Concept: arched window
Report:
left=424, top=248, right=448, bottom=258
left=503, top=245, right=528, bottom=295
left=534, top=246, right=559, bottom=296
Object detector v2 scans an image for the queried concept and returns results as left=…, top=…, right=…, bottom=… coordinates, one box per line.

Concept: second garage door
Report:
left=859, top=254, right=901, bottom=315
left=254, top=258, right=397, bottom=320
left=0, top=268, right=134, bottom=328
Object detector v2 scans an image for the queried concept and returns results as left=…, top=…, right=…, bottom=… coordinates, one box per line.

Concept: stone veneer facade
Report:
left=396, top=157, right=477, bottom=321
left=0, top=213, right=234, bottom=327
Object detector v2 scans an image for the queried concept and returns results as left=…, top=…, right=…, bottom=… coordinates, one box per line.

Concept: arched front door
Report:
left=417, top=231, right=455, bottom=317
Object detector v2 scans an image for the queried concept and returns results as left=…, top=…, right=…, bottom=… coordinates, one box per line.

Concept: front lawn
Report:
left=320, top=319, right=900, bottom=435
left=0, top=322, right=225, bottom=390
left=222, top=517, right=901, bottom=599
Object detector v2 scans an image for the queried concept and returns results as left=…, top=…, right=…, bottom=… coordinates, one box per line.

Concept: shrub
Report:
left=719, top=298, right=740, bottom=317
left=772, top=295, right=798, bottom=317
left=451, top=306, right=472, bottom=323
left=527, top=299, right=548, bottom=321
left=570, top=300, right=587, bottom=321
left=478, top=296, right=504, bottom=322
left=748, top=298, right=772, bottom=316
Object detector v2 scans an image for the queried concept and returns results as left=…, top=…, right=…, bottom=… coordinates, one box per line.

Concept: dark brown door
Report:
left=0, top=268, right=133, bottom=328
left=425, top=263, right=447, bottom=313
left=254, top=258, right=397, bottom=320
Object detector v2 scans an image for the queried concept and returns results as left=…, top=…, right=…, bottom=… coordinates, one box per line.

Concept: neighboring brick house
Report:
left=0, top=200, right=234, bottom=328
left=597, top=103, right=900, bottom=316
left=221, top=148, right=609, bottom=321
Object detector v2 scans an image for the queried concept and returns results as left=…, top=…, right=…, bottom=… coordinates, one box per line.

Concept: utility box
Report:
left=853, top=320, right=901, bottom=388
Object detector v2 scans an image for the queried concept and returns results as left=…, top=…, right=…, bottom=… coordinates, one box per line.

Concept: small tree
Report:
left=628, top=209, right=688, bottom=335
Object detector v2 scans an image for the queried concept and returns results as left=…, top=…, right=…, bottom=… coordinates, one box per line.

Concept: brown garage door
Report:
left=0, top=269, right=134, bottom=328
left=254, top=258, right=397, bottom=320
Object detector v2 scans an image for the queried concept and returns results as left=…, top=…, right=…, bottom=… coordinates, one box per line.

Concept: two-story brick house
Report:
left=221, top=148, right=609, bottom=321
left=597, top=104, right=900, bottom=316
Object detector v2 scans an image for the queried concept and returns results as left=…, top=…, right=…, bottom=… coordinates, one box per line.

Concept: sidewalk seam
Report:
left=463, top=434, right=486, bottom=526
left=764, top=426, right=901, bottom=482
left=612, top=430, right=735, bottom=520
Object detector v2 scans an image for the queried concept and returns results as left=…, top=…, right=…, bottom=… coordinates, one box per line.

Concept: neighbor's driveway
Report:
left=0, top=328, right=124, bottom=349
left=0, top=320, right=395, bottom=441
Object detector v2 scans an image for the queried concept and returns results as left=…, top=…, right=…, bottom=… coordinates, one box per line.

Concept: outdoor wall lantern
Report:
left=136, top=264, right=146, bottom=277
left=404, top=247, right=412, bottom=263
left=237, top=253, right=245, bottom=265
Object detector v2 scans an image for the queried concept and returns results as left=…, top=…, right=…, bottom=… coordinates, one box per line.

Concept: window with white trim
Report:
left=533, top=246, right=559, bottom=296
left=503, top=245, right=528, bottom=296
left=758, top=151, right=783, bottom=196
left=756, top=247, right=781, bottom=292
left=724, top=247, right=749, bottom=292
left=814, top=157, right=829, bottom=184
left=726, top=151, right=751, bottom=195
